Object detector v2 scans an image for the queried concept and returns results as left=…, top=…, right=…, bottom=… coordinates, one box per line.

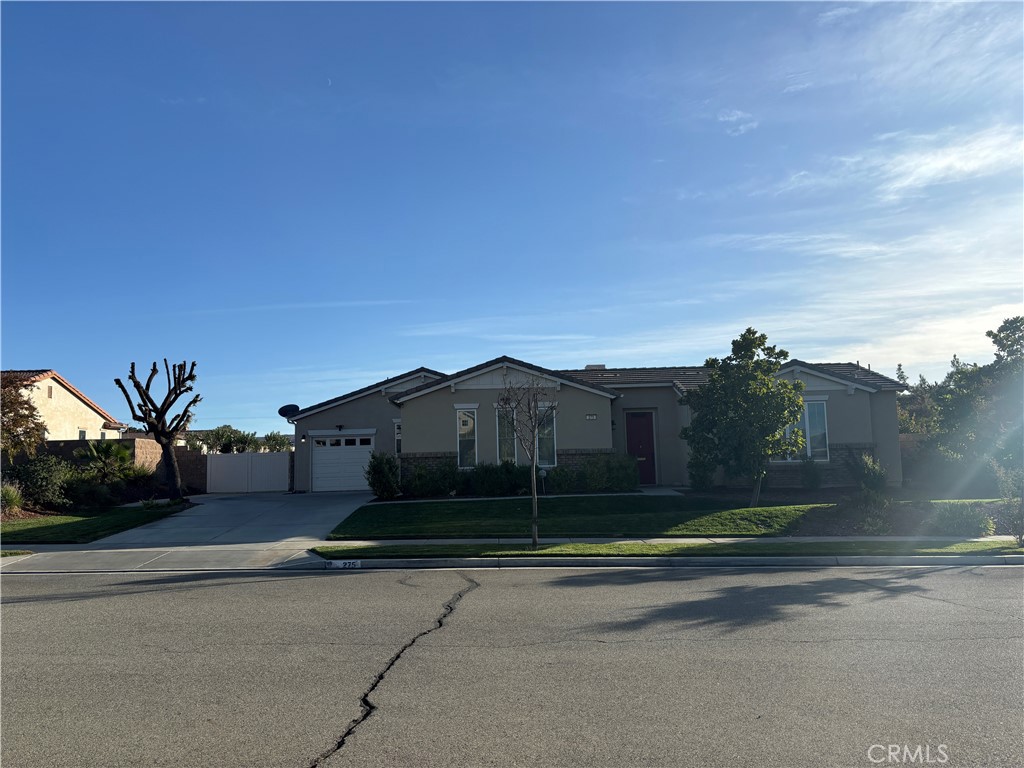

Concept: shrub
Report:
left=1, top=482, right=24, bottom=513
left=546, top=465, right=581, bottom=494
left=7, top=455, right=77, bottom=510
left=65, top=477, right=117, bottom=510
left=926, top=501, right=996, bottom=537
left=992, top=462, right=1024, bottom=546
left=464, top=462, right=531, bottom=497
left=800, top=457, right=822, bottom=490
left=845, top=451, right=888, bottom=494
left=401, top=459, right=460, bottom=498
left=365, top=452, right=401, bottom=500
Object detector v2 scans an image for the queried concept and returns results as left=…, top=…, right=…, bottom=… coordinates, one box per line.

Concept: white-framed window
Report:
left=784, top=401, right=829, bottom=461
left=538, top=410, right=556, bottom=467
left=394, top=421, right=402, bottom=454
left=496, top=408, right=517, bottom=464
left=457, top=409, right=477, bottom=468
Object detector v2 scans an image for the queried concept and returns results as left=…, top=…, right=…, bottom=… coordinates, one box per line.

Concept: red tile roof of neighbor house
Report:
left=1, top=369, right=127, bottom=428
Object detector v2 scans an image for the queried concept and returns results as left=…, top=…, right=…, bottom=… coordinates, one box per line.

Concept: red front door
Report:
left=625, top=411, right=657, bottom=485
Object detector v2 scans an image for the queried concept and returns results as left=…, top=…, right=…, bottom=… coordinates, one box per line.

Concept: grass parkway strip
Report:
left=314, top=540, right=1024, bottom=560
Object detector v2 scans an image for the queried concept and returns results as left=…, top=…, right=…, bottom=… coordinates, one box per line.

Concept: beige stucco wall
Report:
left=869, top=390, right=903, bottom=486
left=25, top=379, right=117, bottom=441
left=609, top=385, right=689, bottom=486
left=778, top=370, right=903, bottom=485
left=400, top=385, right=613, bottom=464
left=291, top=393, right=402, bottom=492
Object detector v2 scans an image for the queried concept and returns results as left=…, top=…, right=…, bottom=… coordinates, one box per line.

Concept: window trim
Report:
left=394, top=419, right=402, bottom=455
left=777, top=401, right=830, bottom=462
left=496, top=407, right=518, bottom=464
left=456, top=408, right=478, bottom=469
left=537, top=408, right=557, bottom=468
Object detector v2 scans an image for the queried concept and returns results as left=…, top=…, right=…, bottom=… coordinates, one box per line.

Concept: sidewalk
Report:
left=2, top=534, right=1020, bottom=572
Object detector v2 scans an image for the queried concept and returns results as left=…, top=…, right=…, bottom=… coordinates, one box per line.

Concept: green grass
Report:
left=0, top=549, right=33, bottom=556
left=314, top=540, right=1024, bottom=560
left=329, top=495, right=1012, bottom=540
left=328, top=496, right=821, bottom=539
left=1, top=502, right=187, bottom=544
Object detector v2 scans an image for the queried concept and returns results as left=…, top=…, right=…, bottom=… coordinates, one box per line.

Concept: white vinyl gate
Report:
left=206, top=452, right=291, bottom=493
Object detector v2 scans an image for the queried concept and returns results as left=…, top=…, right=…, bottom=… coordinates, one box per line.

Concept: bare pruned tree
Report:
left=498, top=369, right=558, bottom=549
left=115, top=360, right=202, bottom=500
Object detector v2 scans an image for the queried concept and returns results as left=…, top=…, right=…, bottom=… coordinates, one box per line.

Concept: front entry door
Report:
left=625, top=411, right=657, bottom=485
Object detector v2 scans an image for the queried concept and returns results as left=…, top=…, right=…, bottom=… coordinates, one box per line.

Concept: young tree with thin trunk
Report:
left=115, top=360, right=201, bottom=501
left=681, top=328, right=806, bottom=507
left=498, top=370, right=558, bottom=549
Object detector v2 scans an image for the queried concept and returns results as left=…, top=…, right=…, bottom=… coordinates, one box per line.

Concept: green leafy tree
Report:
left=895, top=369, right=940, bottom=435
left=262, top=431, right=292, bottom=452
left=680, top=327, right=806, bottom=507
left=115, top=360, right=201, bottom=501
left=0, top=376, right=46, bottom=459
left=935, top=317, right=1022, bottom=472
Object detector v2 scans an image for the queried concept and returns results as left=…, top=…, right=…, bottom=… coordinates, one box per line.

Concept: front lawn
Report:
left=315, top=540, right=1024, bottom=559
left=329, top=495, right=1011, bottom=540
left=328, top=495, right=815, bottom=539
left=1, top=502, right=188, bottom=544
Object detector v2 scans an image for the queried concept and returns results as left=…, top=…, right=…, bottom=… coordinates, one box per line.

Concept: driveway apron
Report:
left=1, top=492, right=371, bottom=572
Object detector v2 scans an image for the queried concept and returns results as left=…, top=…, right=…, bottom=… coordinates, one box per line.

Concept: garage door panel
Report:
left=311, top=434, right=374, bottom=492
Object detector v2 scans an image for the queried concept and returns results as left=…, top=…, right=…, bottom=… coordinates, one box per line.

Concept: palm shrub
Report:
left=74, top=440, right=135, bottom=484
left=365, top=452, right=401, bottom=500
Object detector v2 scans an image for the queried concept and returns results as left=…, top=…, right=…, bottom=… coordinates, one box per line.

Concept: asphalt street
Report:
left=2, top=566, right=1021, bottom=768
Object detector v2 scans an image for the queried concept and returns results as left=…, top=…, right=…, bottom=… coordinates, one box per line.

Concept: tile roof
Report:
left=393, top=356, right=620, bottom=403
left=562, top=361, right=906, bottom=393
left=786, top=360, right=906, bottom=391
left=293, top=367, right=446, bottom=419
left=558, top=366, right=708, bottom=389
left=1, top=369, right=127, bottom=427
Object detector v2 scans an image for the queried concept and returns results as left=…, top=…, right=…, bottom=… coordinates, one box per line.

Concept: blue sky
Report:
left=3, top=2, right=1021, bottom=435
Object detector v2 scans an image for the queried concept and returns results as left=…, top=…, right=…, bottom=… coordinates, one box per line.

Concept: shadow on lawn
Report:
left=546, top=567, right=946, bottom=633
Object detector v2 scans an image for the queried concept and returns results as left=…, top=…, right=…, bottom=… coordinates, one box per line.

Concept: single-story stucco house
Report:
left=284, top=355, right=905, bottom=493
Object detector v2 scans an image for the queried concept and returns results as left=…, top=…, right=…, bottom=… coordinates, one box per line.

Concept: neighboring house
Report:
left=285, top=356, right=905, bottom=492
left=2, top=369, right=126, bottom=441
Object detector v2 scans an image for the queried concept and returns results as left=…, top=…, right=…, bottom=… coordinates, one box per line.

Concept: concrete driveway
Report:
left=1, top=492, right=371, bottom=572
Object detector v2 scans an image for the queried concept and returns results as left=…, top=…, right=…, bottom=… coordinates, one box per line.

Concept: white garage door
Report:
left=311, top=434, right=374, bottom=492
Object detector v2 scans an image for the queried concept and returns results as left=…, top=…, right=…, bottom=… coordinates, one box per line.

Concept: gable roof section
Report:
left=559, top=365, right=709, bottom=389
left=2, top=369, right=127, bottom=428
left=392, top=356, right=619, bottom=404
left=292, top=367, right=446, bottom=420
left=781, top=360, right=906, bottom=392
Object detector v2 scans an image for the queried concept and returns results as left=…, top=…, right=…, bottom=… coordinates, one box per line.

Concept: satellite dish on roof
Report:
left=278, top=404, right=300, bottom=419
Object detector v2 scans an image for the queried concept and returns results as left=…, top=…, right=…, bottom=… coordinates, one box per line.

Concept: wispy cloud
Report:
left=817, top=7, right=858, bottom=27
left=770, top=126, right=1022, bottom=202
left=717, top=108, right=759, bottom=136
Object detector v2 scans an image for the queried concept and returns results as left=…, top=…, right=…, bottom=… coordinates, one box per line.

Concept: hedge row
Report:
left=365, top=453, right=639, bottom=500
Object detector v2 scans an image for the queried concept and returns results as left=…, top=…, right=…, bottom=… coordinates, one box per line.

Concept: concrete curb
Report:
left=322, top=555, right=1024, bottom=569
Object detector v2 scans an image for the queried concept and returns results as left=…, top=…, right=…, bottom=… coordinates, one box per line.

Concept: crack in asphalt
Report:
left=308, top=571, right=480, bottom=767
